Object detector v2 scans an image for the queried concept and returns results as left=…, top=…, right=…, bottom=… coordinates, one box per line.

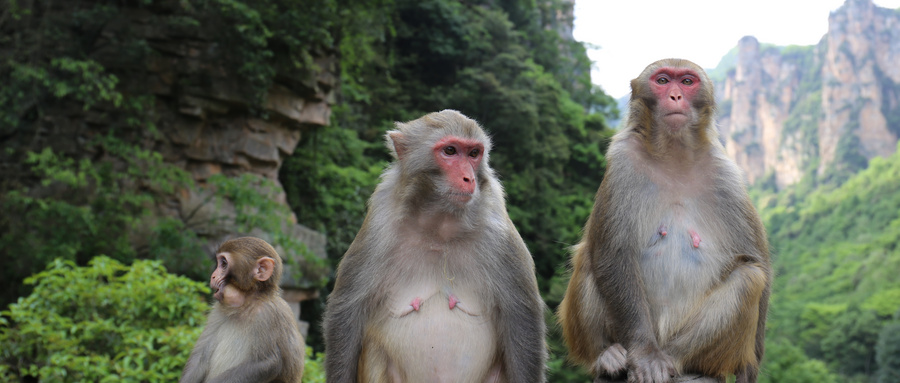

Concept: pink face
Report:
left=649, top=66, right=702, bottom=128
left=432, top=136, right=484, bottom=204
left=211, top=252, right=232, bottom=302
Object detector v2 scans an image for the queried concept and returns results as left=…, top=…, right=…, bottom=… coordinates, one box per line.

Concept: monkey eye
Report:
left=656, top=77, right=669, bottom=85
left=469, top=148, right=480, bottom=158
left=443, top=146, right=457, bottom=155
left=682, top=78, right=694, bottom=85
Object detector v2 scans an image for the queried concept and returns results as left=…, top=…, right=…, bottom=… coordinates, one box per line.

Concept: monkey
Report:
left=557, top=59, right=771, bottom=383
left=180, top=236, right=305, bottom=383
left=323, top=109, right=547, bottom=383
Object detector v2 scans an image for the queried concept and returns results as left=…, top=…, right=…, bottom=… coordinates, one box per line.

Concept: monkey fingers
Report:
left=628, top=348, right=676, bottom=383
left=594, top=343, right=627, bottom=377
left=688, top=229, right=701, bottom=248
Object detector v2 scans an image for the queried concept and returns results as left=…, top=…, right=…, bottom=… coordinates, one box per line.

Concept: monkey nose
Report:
left=670, top=93, right=682, bottom=101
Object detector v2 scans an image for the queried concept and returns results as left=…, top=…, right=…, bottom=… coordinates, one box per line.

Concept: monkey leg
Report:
left=558, top=245, right=617, bottom=370
left=664, top=258, right=767, bottom=376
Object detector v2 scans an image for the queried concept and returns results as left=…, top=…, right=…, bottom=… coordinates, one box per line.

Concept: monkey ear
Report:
left=254, top=257, right=276, bottom=282
left=387, top=131, right=406, bottom=160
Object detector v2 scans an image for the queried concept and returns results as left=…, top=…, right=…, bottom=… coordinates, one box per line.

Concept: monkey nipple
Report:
left=411, top=297, right=422, bottom=311
left=658, top=225, right=668, bottom=237
left=689, top=229, right=701, bottom=248
left=449, top=294, right=459, bottom=310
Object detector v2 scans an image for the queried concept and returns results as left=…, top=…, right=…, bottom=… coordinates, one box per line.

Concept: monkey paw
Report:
left=593, top=343, right=627, bottom=379
left=627, top=348, right=676, bottom=383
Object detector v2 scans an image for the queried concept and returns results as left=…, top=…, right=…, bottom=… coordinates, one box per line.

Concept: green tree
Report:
left=875, top=319, right=900, bottom=383
left=0, top=257, right=209, bottom=382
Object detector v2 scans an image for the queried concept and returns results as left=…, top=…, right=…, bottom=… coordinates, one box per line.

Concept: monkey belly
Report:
left=361, top=293, right=498, bottom=383
left=640, top=217, right=730, bottom=342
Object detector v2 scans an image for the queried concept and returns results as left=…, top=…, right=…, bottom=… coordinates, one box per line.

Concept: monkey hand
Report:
left=627, top=346, right=676, bottom=383
left=593, top=343, right=627, bottom=379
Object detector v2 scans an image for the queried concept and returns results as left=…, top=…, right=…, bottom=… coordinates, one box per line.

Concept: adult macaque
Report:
left=180, top=237, right=305, bottom=383
left=557, top=59, right=771, bottom=383
left=324, top=110, right=546, bottom=382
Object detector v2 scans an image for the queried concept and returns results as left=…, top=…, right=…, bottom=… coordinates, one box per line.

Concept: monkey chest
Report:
left=208, top=321, right=251, bottom=378
left=640, top=203, right=730, bottom=290
left=366, top=282, right=498, bottom=381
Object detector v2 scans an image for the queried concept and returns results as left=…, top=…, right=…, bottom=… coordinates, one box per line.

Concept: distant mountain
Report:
left=713, top=0, right=900, bottom=189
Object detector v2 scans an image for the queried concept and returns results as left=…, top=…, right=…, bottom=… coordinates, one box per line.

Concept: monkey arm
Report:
left=180, top=323, right=216, bottom=383
left=494, top=229, right=547, bottom=383
left=324, top=238, right=375, bottom=383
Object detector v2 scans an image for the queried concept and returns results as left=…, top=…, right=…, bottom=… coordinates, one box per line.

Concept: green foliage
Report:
left=0, top=139, right=195, bottom=304
left=302, top=347, right=327, bottom=383
left=0, top=256, right=209, bottom=382
left=282, top=126, right=386, bottom=261
left=760, top=340, right=840, bottom=383
left=876, top=320, right=900, bottom=383
left=755, top=142, right=900, bottom=381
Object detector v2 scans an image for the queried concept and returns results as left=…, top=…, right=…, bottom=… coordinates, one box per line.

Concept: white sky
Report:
left=574, top=0, right=900, bottom=99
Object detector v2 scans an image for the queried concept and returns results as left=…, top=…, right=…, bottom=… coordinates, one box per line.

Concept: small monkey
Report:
left=558, top=59, right=771, bottom=383
left=180, top=237, right=305, bottom=383
left=323, top=110, right=547, bottom=382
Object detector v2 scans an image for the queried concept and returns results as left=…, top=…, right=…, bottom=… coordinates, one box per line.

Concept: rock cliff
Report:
left=715, top=0, right=900, bottom=188
left=0, top=2, right=333, bottom=313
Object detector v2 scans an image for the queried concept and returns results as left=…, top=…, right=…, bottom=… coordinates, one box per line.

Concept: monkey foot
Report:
left=689, top=229, right=701, bottom=248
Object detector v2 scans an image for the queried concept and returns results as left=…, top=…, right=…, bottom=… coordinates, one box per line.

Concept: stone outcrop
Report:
left=715, top=0, right=900, bottom=188
left=1, top=2, right=335, bottom=325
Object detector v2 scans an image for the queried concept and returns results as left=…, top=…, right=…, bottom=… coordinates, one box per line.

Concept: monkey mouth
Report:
left=663, top=112, right=689, bottom=127
left=449, top=192, right=473, bottom=204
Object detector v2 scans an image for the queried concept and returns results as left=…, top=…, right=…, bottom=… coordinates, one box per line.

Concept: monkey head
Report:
left=629, top=58, right=716, bottom=148
left=385, top=110, right=494, bottom=210
left=211, top=237, right=283, bottom=307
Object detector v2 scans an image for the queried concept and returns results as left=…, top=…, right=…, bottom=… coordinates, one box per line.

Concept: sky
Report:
left=573, top=0, right=900, bottom=99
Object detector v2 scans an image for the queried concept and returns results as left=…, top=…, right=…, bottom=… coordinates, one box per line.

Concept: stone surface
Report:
left=715, top=0, right=900, bottom=187
left=1, top=2, right=335, bottom=296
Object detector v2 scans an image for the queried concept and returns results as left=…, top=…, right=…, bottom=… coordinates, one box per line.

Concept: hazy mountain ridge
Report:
left=714, top=0, right=900, bottom=188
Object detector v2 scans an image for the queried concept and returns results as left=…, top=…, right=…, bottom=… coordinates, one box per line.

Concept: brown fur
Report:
left=323, top=110, right=546, bottom=382
left=180, top=237, right=305, bottom=383
left=557, top=59, right=771, bottom=383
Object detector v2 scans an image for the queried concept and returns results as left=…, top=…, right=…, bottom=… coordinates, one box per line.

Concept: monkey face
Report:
left=648, top=67, right=702, bottom=131
left=211, top=252, right=232, bottom=302
left=431, top=135, right=485, bottom=206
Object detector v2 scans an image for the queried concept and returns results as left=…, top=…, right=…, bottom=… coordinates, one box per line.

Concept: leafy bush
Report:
left=0, top=257, right=209, bottom=382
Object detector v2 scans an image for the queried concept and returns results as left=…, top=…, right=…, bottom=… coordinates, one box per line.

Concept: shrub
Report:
left=0, top=256, right=209, bottom=382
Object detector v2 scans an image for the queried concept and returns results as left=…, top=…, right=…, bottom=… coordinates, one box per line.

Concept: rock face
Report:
left=1, top=2, right=334, bottom=314
left=715, top=0, right=900, bottom=188
left=126, top=7, right=334, bottom=289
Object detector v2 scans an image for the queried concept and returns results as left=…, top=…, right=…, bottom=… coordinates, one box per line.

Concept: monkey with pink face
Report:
left=558, top=59, right=771, bottom=383
left=324, top=110, right=547, bottom=382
